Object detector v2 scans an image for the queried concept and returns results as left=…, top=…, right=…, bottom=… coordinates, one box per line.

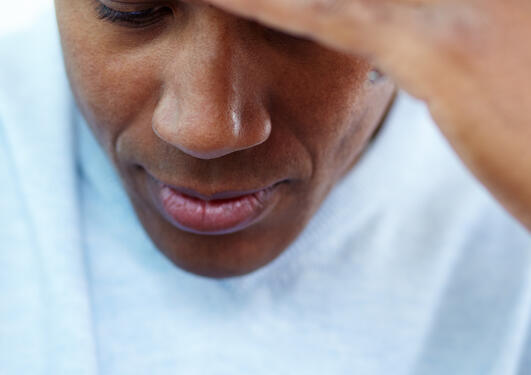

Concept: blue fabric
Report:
left=3, top=6, right=531, bottom=375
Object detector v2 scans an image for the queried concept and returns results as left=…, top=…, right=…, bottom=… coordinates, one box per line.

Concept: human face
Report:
left=55, top=0, right=395, bottom=278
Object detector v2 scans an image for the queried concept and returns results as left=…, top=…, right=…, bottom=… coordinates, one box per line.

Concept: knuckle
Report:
left=303, top=0, right=347, bottom=16
left=425, top=5, right=483, bottom=56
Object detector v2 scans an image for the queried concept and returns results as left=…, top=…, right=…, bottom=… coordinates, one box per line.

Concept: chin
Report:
left=152, top=231, right=297, bottom=279
left=131, top=194, right=310, bottom=278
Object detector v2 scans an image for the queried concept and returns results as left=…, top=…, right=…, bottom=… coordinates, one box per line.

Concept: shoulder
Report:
left=0, top=5, right=76, bottom=205
left=0, top=5, right=72, bottom=153
left=0, top=6, right=69, bottom=118
left=0, top=5, right=62, bottom=71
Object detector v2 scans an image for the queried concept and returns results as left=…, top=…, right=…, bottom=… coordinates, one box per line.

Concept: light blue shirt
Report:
left=2, top=6, right=531, bottom=375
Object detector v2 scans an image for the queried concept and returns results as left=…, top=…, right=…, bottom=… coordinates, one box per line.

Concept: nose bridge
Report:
left=152, top=9, right=271, bottom=160
left=185, top=8, right=238, bottom=107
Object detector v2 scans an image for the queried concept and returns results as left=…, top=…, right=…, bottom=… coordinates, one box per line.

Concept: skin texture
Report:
left=54, top=0, right=395, bottom=277
left=204, top=0, right=531, bottom=232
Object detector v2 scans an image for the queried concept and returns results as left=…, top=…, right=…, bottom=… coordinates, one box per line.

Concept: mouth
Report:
left=148, top=176, right=285, bottom=235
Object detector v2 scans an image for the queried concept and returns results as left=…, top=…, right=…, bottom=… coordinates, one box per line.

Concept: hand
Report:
left=205, top=0, right=531, bottom=231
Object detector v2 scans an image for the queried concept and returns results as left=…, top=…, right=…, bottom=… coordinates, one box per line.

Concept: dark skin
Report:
left=54, top=0, right=394, bottom=278
left=205, top=0, right=531, bottom=233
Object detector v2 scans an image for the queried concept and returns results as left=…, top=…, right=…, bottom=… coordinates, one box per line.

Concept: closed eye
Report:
left=95, top=1, right=173, bottom=28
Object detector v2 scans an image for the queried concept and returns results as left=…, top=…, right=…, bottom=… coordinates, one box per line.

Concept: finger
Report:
left=205, top=0, right=472, bottom=103
left=205, top=0, right=440, bottom=54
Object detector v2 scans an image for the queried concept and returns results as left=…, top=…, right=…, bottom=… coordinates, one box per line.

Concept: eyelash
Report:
left=95, top=2, right=172, bottom=28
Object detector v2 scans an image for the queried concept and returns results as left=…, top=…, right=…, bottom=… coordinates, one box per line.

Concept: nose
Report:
left=152, top=9, right=272, bottom=160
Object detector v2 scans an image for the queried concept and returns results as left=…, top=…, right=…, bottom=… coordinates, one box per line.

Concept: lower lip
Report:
left=158, top=184, right=277, bottom=235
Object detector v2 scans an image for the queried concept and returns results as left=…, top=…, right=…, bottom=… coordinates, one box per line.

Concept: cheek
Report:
left=274, top=60, right=369, bottom=161
left=331, top=82, right=394, bottom=170
left=60, top=29, right=162, bottom=152
left=276, top=59, right=394, bottom=183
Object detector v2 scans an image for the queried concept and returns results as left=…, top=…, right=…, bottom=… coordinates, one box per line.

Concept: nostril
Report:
left=153, top=118, right=271, bottom=160
left=152, top=90, right=272, bottom=160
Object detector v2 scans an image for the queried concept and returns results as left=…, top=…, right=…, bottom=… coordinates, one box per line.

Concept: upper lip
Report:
left=162, top=183, right=280, bottom=201
left=145, top=168, right=286, bottom=201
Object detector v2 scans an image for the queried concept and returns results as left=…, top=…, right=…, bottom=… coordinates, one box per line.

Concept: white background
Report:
left=0, top=0, right=52, bottom=36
